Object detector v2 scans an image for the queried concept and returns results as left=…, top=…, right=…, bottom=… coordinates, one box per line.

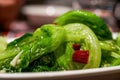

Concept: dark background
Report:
left=0, top=0, right=120, bottom=37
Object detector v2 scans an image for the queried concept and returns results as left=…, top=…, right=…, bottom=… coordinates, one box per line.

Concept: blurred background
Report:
left=0, top=0, right=120, bottom=38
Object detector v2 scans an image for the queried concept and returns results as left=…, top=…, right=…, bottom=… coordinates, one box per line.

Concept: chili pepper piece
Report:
left=72, top=43, right=80, bottom=50
left=72, top=50, right=89, bottom=64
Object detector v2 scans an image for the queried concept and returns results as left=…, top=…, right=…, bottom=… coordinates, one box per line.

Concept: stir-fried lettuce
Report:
left=54, top=23, right=101, bottom=70
left=54, top=10, right=112, bottom=40
left=0, top=24, right=65, bottom=72
left=0, top=10, right=120, bottom=73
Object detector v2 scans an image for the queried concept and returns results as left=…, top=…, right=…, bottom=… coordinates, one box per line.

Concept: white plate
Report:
left=22, top=5, right=72, bottom=26
left=1, top=33, right=120, bottom=80
left=22, top=5, right=72, bottom=17
left=0, top=66, right=120, bottom=80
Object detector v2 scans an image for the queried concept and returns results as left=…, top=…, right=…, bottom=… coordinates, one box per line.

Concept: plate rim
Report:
left=0, top=66, right=120, bottom=79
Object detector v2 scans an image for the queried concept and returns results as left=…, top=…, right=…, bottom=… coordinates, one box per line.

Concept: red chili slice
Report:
left=72, top=43, right=80, bottom=50
left=72, top=50, right=89, bottom=64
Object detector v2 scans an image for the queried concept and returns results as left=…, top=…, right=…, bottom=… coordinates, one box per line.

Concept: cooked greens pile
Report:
left=0, top=10, right=120, bottom=73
